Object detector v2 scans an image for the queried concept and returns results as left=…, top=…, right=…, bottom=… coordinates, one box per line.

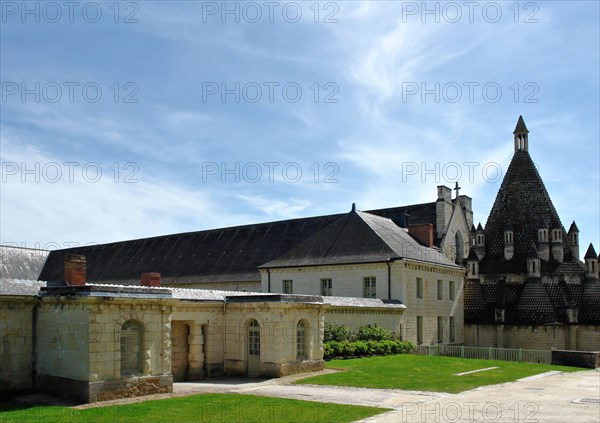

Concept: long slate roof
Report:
left=261, top=210, right=458, bottom=268
left=37, top=204, right=438, bottom=286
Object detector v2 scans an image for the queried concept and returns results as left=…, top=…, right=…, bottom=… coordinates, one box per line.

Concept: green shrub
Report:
left=356, top=324, right=393, bottom=341
left=323, top=339, right=415, bottom=360
left=324, top=323, right=350, bottom=342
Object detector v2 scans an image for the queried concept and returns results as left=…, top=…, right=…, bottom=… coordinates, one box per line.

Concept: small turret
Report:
left=584, top=243, right=598, bottom=279
left=469, top=224, right=476, bottom=247
left=513, top=115, right=529, bottom=152
left=567, top=221, right=580, bottom=261
left=551, top=228, right=564, bottom=262
left=504, top=224, right=514, bottom=261
left=466, top=248, right=480, bottom=279
left=474, top=223, right=485, bottom=259
left=527, top=243, right=541, bottom=278
left=537, top=223, right=549, bottom=261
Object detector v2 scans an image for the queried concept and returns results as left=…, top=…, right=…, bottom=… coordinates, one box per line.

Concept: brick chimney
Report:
left=64, top=254, right=86, bottom=286
left=408, top=223, right=434, bottom=247
left=141, top=272, right=161, bottom=287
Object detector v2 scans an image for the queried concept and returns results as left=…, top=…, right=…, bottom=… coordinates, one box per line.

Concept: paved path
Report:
left=174, top=369, right=600, bottom=423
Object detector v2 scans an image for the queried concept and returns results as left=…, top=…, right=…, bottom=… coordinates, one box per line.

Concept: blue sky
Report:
left=1, top=0, right=599, bottom=254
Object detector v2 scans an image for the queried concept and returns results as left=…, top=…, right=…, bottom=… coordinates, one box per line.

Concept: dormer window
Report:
left=504, top=231, right=513, bottom=244
left=552, top=229, right=562, bottom=242
left=538, top=229, right=548, bottom=242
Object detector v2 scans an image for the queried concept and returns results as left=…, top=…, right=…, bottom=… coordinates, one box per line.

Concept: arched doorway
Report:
left=247, top=319, right=261, bottom=376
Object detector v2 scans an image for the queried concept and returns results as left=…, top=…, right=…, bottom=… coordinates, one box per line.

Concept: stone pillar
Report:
left=496, top=325, right=505, bottom=348
left=567, top=325, right=578, bottom=351
left=187, top=323, right=205, bottom=380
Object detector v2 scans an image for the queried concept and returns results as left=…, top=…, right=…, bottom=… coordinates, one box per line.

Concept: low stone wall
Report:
left=551, top=350, right=600, bottom=368
left=36, top=374, right=173, bottom=403
left=90, top=375, right=173, bottom=402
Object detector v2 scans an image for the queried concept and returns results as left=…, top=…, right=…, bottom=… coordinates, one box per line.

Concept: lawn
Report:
left=0, top=393, right=389, bottom=423
left=295, top=354, right=584, bottom=393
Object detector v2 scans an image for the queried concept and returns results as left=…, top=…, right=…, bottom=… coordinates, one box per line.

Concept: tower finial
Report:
left=513, top=115, right=529, bottom=152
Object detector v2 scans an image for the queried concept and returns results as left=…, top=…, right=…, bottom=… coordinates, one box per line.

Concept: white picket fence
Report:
left=413, top=345, right=552, bottom=364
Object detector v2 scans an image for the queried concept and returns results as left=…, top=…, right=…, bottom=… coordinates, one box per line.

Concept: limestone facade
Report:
left=261, top=260, right=464, bottom=345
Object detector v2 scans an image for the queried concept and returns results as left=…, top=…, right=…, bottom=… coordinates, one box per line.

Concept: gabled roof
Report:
left=260, top=210, right=458, bottom=269
left=38, top=203, right=441, bottom=285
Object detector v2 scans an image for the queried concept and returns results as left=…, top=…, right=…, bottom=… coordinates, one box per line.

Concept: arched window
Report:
left=296, top=320, right=308, bottom=360
left=121, top=320, right=142, bottom=375
left=454, top=232, right=464, bottom=264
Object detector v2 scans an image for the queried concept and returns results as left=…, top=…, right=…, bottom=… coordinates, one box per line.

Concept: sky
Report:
left=1, top=0, right=599, bottom=254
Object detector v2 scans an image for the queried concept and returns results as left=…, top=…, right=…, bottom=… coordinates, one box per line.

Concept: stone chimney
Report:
left=408, top=223, right=433, bottom=247
left=436, top=185, right=453, bottom=238
left=527, top=244, right=541, bottom=278
left=458, top=195, right=473, bottom=229
left=584, top=244, right=598, bottom=279
left=64, top=254, right=86, bottom=286
left=141, top=272, right=161, bottom=287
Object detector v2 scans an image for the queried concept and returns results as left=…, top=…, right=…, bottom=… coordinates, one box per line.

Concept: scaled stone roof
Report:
left=1, top=246, right=49, bottom=280
left=37, top=203, right=442, bottom=286
left=260, top=210, right=458, bottom=269
left=480, top=149, right=577, bottom=273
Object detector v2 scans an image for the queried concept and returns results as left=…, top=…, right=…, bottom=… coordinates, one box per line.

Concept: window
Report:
left=449, top=317, right=455, bottom=342
left=449, top=281, right=455, bottom=301
left=437, top=280, right=443, bottom=300
left=248, top=319, right=260, bottom=356
left=416, top=316, right=423, bottom=345
left=416, top=278, right=423, bottom=299
left=321, top=278, right=332, bottom=296
left=363, top=277, right=376, bottom=298
left=120, top=320, right=142, bottom=375
left=437, top=316, right=444, bottom=343
left=282, top=280, right=293, bottom=294
left=296, top=320, right=307, bottom=360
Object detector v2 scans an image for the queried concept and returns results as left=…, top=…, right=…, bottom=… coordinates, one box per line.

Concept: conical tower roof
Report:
left=483, top=124, right=568, bottom=268
left=513, top=115, right=529, bottom=134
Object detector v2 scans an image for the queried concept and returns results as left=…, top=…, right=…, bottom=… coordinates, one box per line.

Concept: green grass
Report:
left=0, top=393, right=389, bottom=423
left=295, top=355, right=584, bottom=393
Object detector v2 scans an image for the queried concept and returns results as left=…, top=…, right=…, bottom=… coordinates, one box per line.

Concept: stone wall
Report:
left=223, top=301, right=324, bottom=377
left=465, top=323, right=600, bottom=351
left=35, top=295, right=174, bottom=402
left=261, top=260, right=465, bottom=347
left=325, top=308, right=404, bottom=337
left=0, top=297, right=36, bottom=392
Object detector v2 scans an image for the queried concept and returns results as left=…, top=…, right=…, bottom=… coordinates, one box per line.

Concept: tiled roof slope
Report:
left=0, top=278, right=46, bottom=296
left=261, top=210, right=458, bottom=268
left=1, top=246, right=49, bottom=280
left=38, top=204, right=439, bottom=285
left=480, top=150, right=576, bottom=273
